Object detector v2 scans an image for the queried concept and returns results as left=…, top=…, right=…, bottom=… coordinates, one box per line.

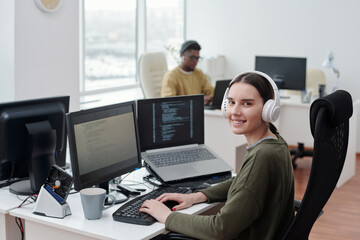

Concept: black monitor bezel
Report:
left=66, top=101, right=142, bottom=192
left=255, top=56, right=307, bottom=91
left=137, top=94, right=205, bottom=152
left=0, top=96, right=69, bottom=181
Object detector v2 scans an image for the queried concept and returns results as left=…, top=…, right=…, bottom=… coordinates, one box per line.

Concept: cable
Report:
left=14, top=194, right=38, bottom=240
left=17, top=194, right=37, bottom=208
left=15, top=217, right=24, bottom=240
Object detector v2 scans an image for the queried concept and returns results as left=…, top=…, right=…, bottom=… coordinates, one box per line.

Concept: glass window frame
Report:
left=80, top=0, right=186, bottom=100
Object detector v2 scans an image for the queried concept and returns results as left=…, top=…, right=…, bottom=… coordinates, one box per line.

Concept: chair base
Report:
left=290, top=143, right=313, bottom=169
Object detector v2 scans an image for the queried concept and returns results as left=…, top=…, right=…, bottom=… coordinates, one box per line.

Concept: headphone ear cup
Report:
left=262, top=99, right=280, bottom=122
left=221, top=88, right=230, bottom=118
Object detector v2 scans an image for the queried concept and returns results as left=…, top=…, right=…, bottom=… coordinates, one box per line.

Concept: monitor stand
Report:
left=97, top=181, right=128, bottom=205
left=279, top=89, right=291, bottom=99
left=9, top=179, right=36, bottom=196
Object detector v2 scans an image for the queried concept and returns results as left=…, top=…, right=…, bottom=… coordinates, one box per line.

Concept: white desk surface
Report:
left=1, top=186, right=31, bottom=240
left=9, top=168, right=217, bottom=240
left=0, top=187, right=26, bottom=214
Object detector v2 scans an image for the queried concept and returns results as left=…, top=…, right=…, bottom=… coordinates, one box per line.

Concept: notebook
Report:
left=137, top=95, right=232, bottom=182
left=205, top=79, right=231, bottom=110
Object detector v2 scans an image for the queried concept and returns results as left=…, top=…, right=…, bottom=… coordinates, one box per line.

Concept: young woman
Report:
left=139, top=71, right=294, bottom=240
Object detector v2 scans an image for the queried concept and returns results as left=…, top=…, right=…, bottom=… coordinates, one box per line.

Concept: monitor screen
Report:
left=255, top=56, right=307, bottom=91
left=0, top=96, right=69, bottom=194
left=66, top=101, right=141, bottom=203
left=137, top=95, right=204, bottom=152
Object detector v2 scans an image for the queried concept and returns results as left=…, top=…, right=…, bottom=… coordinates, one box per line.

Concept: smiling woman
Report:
left=139, top=71, right=295, bottom=240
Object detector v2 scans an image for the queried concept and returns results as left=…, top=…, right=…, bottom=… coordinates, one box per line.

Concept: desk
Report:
left=9, top=168, right=218, bottom=240
left=0, top=187, right=25, bottom=240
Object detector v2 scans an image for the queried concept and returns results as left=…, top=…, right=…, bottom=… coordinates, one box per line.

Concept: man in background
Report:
left=161, top=40, right=214, bottom=104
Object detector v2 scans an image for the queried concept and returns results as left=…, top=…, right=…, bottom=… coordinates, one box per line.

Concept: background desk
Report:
left=204, top=96, right=358, bottom=187
left=9, top=169, right=218, bottom=240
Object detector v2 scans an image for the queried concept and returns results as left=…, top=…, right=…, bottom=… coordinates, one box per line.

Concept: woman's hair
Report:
left=229, top=72, right=279, bottom=134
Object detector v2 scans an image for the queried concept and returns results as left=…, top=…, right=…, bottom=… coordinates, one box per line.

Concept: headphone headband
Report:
left=221, top=70, right=280, bottom=122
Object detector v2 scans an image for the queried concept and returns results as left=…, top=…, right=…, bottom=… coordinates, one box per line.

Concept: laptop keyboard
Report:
left=112, top=186, right=191, bottom=225
left=148, top=148, right=216, bottom=168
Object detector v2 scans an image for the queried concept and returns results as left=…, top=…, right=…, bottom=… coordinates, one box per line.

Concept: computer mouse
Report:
left=163, top=200, right=179, bottom=210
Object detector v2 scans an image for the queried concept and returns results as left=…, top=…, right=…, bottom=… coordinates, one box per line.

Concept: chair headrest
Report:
left=310, top=90, right=353, bottom=136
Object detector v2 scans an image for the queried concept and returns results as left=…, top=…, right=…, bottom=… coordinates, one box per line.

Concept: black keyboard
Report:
left=112, top=186, right=191, bottom=225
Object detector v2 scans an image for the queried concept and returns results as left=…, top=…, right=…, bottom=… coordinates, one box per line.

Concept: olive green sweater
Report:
left=165, top=135, right=294, bottom=240
left=161, top=66, right=214, bottom=97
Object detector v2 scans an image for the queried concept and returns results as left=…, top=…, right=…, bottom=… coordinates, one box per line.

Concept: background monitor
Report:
left=255, top=56, right=307, bottom=91
left=0, top=96, right=69, bottom=195
left=66, top=101, right=142, bottom=204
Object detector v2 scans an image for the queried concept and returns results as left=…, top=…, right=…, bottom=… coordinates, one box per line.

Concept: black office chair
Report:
left=282, top=89, right=352, bottom=239
left=156, top=90, right=353, bottom=240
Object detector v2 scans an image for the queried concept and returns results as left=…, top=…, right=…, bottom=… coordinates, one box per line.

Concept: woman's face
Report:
left=226, top=81, right=268, bottom=141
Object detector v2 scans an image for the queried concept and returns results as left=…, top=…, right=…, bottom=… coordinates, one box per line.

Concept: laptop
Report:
left=137, top=95, right=232, bottom=183
left=205, top=79, right=231, bottom=110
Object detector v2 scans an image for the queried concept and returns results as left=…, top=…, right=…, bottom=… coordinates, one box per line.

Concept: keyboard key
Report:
left=148, top=148, right=216, bottom=168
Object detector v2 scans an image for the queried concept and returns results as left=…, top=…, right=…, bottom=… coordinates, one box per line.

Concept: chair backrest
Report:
left=282, top=90, right=353, bottom=240
left=306, top=69, right=326, bottom=95
left=139, top=52, right=168, bottom=98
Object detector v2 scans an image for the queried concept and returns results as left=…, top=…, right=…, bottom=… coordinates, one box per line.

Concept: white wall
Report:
left=0, top=0, right=80, bottom=111
left=187, top=0, right=360, bottom=99
left=0, top=1, right=15, bottom=101
left=187, top=0, right=360, bottom=152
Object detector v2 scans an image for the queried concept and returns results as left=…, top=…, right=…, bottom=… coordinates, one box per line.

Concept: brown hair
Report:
left=229, top=72, right=279, bottom=134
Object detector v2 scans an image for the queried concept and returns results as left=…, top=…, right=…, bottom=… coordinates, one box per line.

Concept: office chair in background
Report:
left=139, top=52, right=168, bottom=98
left=290, top=69, right=327, bottom=169
left=159, top=90, right=353, bottom=240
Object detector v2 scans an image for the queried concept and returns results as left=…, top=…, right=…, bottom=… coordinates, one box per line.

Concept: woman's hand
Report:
left=157, top=192, right=208, bottom=211
left=138, top=192, right=208, bottom=224
left=139, top=199, right=172, bottom=223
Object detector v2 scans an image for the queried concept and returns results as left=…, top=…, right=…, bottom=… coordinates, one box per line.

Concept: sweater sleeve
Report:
left=200, top=72, right=214, bottom=96
left=199, top=177, right=234, bottom=203
left=165, top=187, right=261, bottom=240
left=161, top=71, right=177, bottom=97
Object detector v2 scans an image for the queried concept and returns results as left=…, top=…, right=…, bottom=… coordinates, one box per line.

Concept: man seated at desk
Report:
left=161, top=40, right=214, bottom=105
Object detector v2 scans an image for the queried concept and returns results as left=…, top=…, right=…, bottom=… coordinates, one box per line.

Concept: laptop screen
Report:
left=137, top=95, right=204, bottom=152
left=212, top=79, right=231, bottom=109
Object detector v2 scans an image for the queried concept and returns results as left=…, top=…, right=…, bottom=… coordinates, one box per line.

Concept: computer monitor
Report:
left=66, top=101, right=142, bottom=204
left=255, top=56, right=307, bottom=92
left=0, top=96, right=69, bottom=195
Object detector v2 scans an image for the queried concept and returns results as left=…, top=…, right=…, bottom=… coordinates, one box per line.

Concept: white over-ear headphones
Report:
left=221, top=70, right=280, bottom=122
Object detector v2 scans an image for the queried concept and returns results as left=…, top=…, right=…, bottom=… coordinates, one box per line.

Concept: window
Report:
left=83, top=0, right=137, bottom=92
left=146, top=0, right=185, bottom=69
left=81, top=0, right=185, bottom=108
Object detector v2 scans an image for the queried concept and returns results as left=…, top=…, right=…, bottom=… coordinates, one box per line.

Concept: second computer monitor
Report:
left=255, top=56, right=307, bottom=91
left=66, top=101, right=142, bottom=196
left=137, top=95, right=204, bottom=152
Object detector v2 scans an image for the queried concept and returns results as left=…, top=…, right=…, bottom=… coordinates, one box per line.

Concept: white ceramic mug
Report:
left=80, top=187, right=116, bottom=220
